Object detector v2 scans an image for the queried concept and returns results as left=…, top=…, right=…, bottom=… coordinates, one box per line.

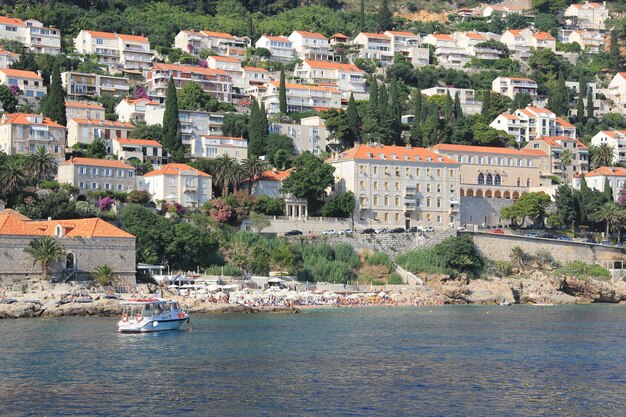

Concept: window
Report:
left=395, top=196, right=400, bottom=205
left=359, top=180, right=365, bottom=189
left=105, top=183, right=112, bottom=190
left=169, top=179, right=175, bottom=187
left=426, top=198, right=431, bottom=207
left=437, top=198, right=442, bottom=208
left=79, top=181, right=85, bottom=189
left=486, top=174, right=493, bottom=186
left=437, top=215, right=441, bottom=223
left=384, top=196, right=389, bottom=206
left=373, top=166, right=378, bottom=175
left=96, top=38, right=103, bottom=45
left=384, top=213, right=389, bottom=221
left=128, top=171, right=134, bottom=177
left=384, top=182, right=389, bottom=190
left=395, top=213, right=399, bottom=222
left=117, top=170, right=124, bottom=177
left=426, top=169, right=431, bottom=177
left=426, top=184, right=431, bottom=192
left=104, top=169, right=112, bottom=177
left=527, top=178, right=531, bottom=187
left=477, top=173, right=485, bottom=185
left=91, top=182, right=98, bottom=189
left=516, top=178, right=521, bottom=187
left=416, top=168, right=420, bottom=177
left=79, top=167, right=87, bottom=175
left=91, top=168, right=99, bottom=175
left=416, top=184, right=420, bottom=192
left=436, top=169, right=441, bottom=177
left=395, top=183, right=399, bottom=191
left=373, top=181, right=378, bottom=190
left=117, top=184, right=123, bottom=190
left=436, top=184, right=441, bottom=193
left=494, top=174, right=501, bottom=186
left=373, top=196, right=379, bottom=205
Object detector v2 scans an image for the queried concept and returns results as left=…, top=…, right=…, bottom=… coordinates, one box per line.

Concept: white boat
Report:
left=117, top=298, right=189, bottom=333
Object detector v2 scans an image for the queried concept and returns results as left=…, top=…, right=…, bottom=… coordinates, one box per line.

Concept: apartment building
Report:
left=572, top=167, right=626, bottom=202
left=74, top=30, right=153, bottom=72
left=144, top=103, right=224, bottom=146
left=67, top=118, right=135, bottom=146
left=590, top=130, right=626, bottom=164
left=255, top=35, right=295, bottom=62
left=529, top=32, right=556, bottom=51
left=558, top=29, right=605, bottom=53
left=421, top=86, right=482, bottom=115
left=65, top=101, right=105, bottom=121
left=431, top=144, right=548, bottom=200
left=143, top=163, right=212, bottom=208
left=269, top=116, right=329, bottom=155
left=288, top=30, right=332, bottom=61
left=492, top=76, right=538, bottom=99
left=115, top=97, right=160, bottom=123
left=565, top=81, right=607, bottom=117
left=0, top=17, right=61, bottom=54
left=147, top=63, right=232, bottom=102
left=525, top=136, right=589, bottom=180
left=58, top=157, right=138, bottom=194
left=328, top=144, right=461, bottom=229
left=110, top=138, right=164, bottom=166
left=422, top=33, right=471, bottom=69
left=500, top=29, right=534, bottom=61
left=490, top=107, right=575, bottom=144
left=61, top=71, right=130, bottom=98
left=0, top=69, right=45, bottom=98
left=564, top=2, right=609, bottom=30
left=0, top=48, right=19, bottom=69
left=603, top=72, right=626, bottom=114
left=294, top=60, right=366, bottom=97
left=193, top=135, right=248, bottom=160
left=383, top=31, right=429, bottom=66
left=174, top=30, right=249, bottom=60
left=352, top=32, right=394, bottom=66
left=242, top=66, right=271, bottom=90
left=255, top=81, right=341, bottom=114
left=206, top=55, right=244, bottom=90
left=452, top=31, right=502, bottom=60
left=0, top=113, right=65, bottom=160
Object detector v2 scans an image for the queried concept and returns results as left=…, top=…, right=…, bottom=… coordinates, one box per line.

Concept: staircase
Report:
left=416, top=227, right=458, bottom=249
left=59, top=268, right=77, bottom=283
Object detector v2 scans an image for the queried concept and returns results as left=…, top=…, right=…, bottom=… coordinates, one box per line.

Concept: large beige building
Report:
left=0, top=17, right=61, bottom=55
left=174, top=30, right=249, bottom=59
left=65, top=101, right=105, bottom=121
left=143, top=163, right=212, bottom=208
left=147, top=63, right=232, bottom=102
left=0, top=69, right=46, bottom=98
left=67, top=118, right=135, bottom=146
left=431, top=144, right=549, bottom=200
left=0, top=113, right=65, bottom=160
left=329, top=144, right=461, bottom=229
left=269, top=116, right=329, bottom=155
left=58, top=157, right=138, bottom=194
left=525, top=136, right=589, bottom=181
left=61, top=71, right=130, bottom=98
left=73, top=30, right=153, bottom=72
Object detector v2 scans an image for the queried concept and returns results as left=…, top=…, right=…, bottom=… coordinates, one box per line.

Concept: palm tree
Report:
left=0, top=158, right=27, bottom=195
left=590, top=143, right=615, bottom=169
left=212, top=154, right=238, bottom=196
left=23, top=236, right=66, bottom=281
left=241, top=156, right=268, bottom=194
left=510, top=246, right=526, bottom=269
left=228, top=162, right=247, bottom=192
left=559, top=149, right=573, bottom=180
left=24, top=146, right=58, bottom=184
left=591, top=202, right=626, bottom=242
left=91, top=264, right=117, bottom=286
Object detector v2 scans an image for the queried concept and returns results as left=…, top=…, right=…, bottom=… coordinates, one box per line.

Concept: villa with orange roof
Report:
left=565, top=2, right=608, bottom=30
left=590, top=130, right=626, bottom=165
left=353, top=32, right=394, bottom=66
left=65, top=101, right=105, bottom=121
left=329, top=144, right=461, bottom=229
left=174, top=30, right=249, bottom=59
left=142, top=163, right=212, bottom=207
left=0, top=17, right=61, bottom=55
left=74, top=30, right=153, bottom=72
left=422, top=33, right=471, bottom=69
left=0, top=113, right=66, bottom=160
left=61, top=71, right=130, bottom=98
left=242, top=66, right=271, bottom=90
left=288, top=30, right=332, bottom=61
left=147, top=63, right=232, bottom=102
left=194, top=135, right=248, bottom=160
left=66, top=118, right=135, bottom=147
left=452, top=31, right=502, bottom=60
left=0, top=69, right=45, bottom=98
left=294, top=60, right=366, bottom=97
left=109, top=138, right=164, bottom=166
left=255, top=35, right=295, bottom=62
left=249, top=168, right=293, bottom=199
left=250, top=80, right=341, bottom=114
left=206, top=55, right=244, bottom=90
left=529, top=32, right=556, bottom=51
left=492, top=76, right=538, bottom=99
left=384, top=31, right=429, bottom=66
left=0, top=48, right=19, bottom=69
left=573, top=167, right=626, bottom=201
left=115, top=97, right=160, bottom=123
left=58, top=157, right=139, bottom=195
left=0, top=208, right=136, bottom=284
left=525, top=136, right=589, bottom=180
left=559, top=29, right=605, bottom=53
left=500, top=28, right=534, bottom=61
left=490, top=106, right=575, bottom=144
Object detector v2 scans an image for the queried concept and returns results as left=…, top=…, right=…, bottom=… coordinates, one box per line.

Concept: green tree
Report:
left=250, top=211, right=271, bottom=233
left=86, top=139, right=108, bottom=159
left=481, top=90, right=491, bottom=118
left=0, top=84, right=17, bottom=113
left=120, top=204, right=171, bottom=265
left=23, top=236, right=66, bottom=281
left=177, top=81, right=218, bottom=111
left=547, top=71, right=568, bottom=117
left=161, top=77, right=183, bottom=161
left=591, top=202, right=626, bottom=242
left=554, top=185, right=580, bottom=226
left=41, top=65, right=67, bottom=126
left=91, top=264, right=117, bottom=286
left=346, top=93, right=361, bottom=144
left=510, top=246, right=527, bottom=269
left=559, top=149, right=573, bottom=180
left=500, top=192, right=551, bottom=227
left=166, top=222, right=218, bottom=270
left=24, top=146, right=58, bottom=184
left=603, top=177, right=613, bottom=203
left=265, top=133, right=295, bottom=167
left=281, top=152, right=335, bottom=205
left=321, top=192, right=355, bottom=218
left=248, top=99, right=268, bottom=157
left=377, top=0, right=392, bottom=31
left=130, top=124, right=163, bottom=142
left=0, top=157, right=26, bottom=196
left=251, top=245, right=270, bottom=275
left=511, top=91, right=532, bottom=111
left=359, top=0, right=365, bottom=30
left=453, top=92, right=462, bottom=120
left=590, top=143, right=614, bottom=168
left=212, top=154, right=239, bottom=195
left=586, top=89, right=594, bottom=120
left=222, top=113, right=249, bottom=139
left=609, top=30, right=622, bottom=72
left=241, top=156, right=268, bottom=194
left=279, top=65, right=287, bottom=115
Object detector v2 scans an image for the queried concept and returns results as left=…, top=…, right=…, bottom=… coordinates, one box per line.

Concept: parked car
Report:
left=390, top=227, right=405, bottom=234
left=424, top=226, right=435, bottom=232
left=600, top=240, right=612, bottom=245
left=362, top=228, right=376, bottom=234
left=343, top=229, right=354, bottom=235
left=375, top=227, right=388, bottom=234
left=322, top=229, right=336, bottom=235
left=557, top=236, right=573, bottom=241
left=284, top=230, right=303, bottom=236
left=407, top=226, right=419, bottom=233
left=457, top=225, right=466, bottom=231
left=540, top=233, right=555, bottom=239
left=525, top=233, right=538, bottom=238
left=490, top=229, right=505, bottom=234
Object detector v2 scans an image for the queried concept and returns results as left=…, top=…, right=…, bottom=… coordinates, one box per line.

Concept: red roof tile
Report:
left=144, top=163, right=210, bottom=178
left=338, top=144, right=458, bottom=164
left=432, top=143, right=547, bottom=157
left=60, top=157, right=136, bottom=169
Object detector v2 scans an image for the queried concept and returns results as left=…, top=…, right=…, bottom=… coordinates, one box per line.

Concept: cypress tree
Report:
left=548, top=71, right=568, bottom=117
left=278, top=65, right=287, bottom=115
left=346, top=93, right=361, bottom=145
left=586, top=89, right=594, bottom=120
left=377, top=0, right=392, bottom=32
left=389, top=79, right=401, bottom=121
left=603, top=177, right=613, bottom=202
left=360, top=0, right=365, bottom=31
left=481, top=90, right=491, bottom=119
left=369, top=77, right=378, bottom=111
left=453, top=92, right=463, bottom=120
left=444, top=91, right=453, bottom=119
left=414, top=88, right=422, bottom=121
left=161, top=77, right=182, bottom=159
left=260, top=102, right=269, bottom=134
left=41, top=65, right=66, bottom=126
left=248, top=99, right=267, bottom=157
left=363, top=77, right=380, bottom=142
left=247, top=14, right=255, bottom=41
left=610, top=30, right=622, bottom=72
left=576, top=91, right=585, bottom=122
left=378, top=83, right=388, bottom=116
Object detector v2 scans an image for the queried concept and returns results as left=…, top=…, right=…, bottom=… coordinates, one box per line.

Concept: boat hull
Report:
left=117, top=317, right=188, bottom=333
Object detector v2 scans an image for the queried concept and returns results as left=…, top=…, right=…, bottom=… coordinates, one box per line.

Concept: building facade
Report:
left=294, top=60, right=366, bottom=97
left=491, top=76, right=538, bottom=99
left=525, top=136, right=589, bottom=180
left=174, top=30, right=249, bottom=59
left=590, top=130, right=626, bottom=164
left=572, top=166, right=626, bottom=202
left=65, top=101, right=106, bottom=121
left=67, top=118, right=135, bottom=146
left=73, top=30, right=153, bottom=72
left=109, top=138, right=164, bottom=166
left=147, top=63, right=232, bottom=102
left=61, top=71, right=130, bottom=98
left=0, top=17, right=61, bottom=54
left=194, top=135, right=248, bottom=160
left=0, top=69, right=45, bottom=98
left=288, top=30, right=332, bottom=61
left=255, top=35, right=295, bottom=62
left=143, top=163, right=212, bottom=207
left=0, top=113, right=65, bottom=160
left=0, top=48, right=19, bottom=69
left=255, top=81, right=342, bottom=114
left=58, top=157, right=138, bottom=194
left=269, top=116, right=329, bottom=155
left=564, top=2, right=609, bottom=30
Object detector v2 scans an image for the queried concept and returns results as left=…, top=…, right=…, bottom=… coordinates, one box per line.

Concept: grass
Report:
left=554, top=261, right=611, bottom=281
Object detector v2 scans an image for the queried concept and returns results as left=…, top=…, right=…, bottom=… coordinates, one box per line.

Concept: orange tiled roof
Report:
left=360, top=32, right=390, bottom=40
left=200, top=30, right=236, bottom=39
left=70, top=118, right=135, bottom=128
left=533, top=31, right=555, bottom=41
left=432, top=143, right=547, bottom=157
left=303, top=59, right=363, bottom=73
left=531, top=136, right=587, bottom=149
left=293, top=30, right=327, bottom=40
left=258, top=169, right=292, bottom=181
left=60, top=157, right=135, bottom=169
left=65, top=101, right=105, bottom=110
left=0, top=209, right=134, bottom=238
left=243, top=66, right=268, bottom=73
left=583, top=166, right=626, bottom=177
left=85, top=30, right=118, bottom=39
left=263, top=35, right=291, bottom=43
left=0, top=48, right=19, bottom=57
left=526, top=106, right=554, bottom=116
left=556, top=117, right=575, bottom=129
left=465, top=32, right=487, bottom=40
left=330, top=33, right=350, bottom=40
left=123, top=97, right=160, bottom=106
left=506, top=29, right=525, bottom=36
left=151, top=63, right=228, bottom=77
left=268, top=80, right=340, bottom=94
left=116, top=138, right=162, bottom=147
left=210, top=55, right=240, bottom=62
left=0, top=16, right=25, bottom=26
left=144, top=163, right=210, bottom=178
left=1, top=113, right=63, bottom=128
left=338, top=144, right=458, bottom=164
left=501, top=114, right=519, bottom=120
left=0, top=68, right=41, bottom=79
left=117, top=34, right=149, bottom=43
left=385, top=31, right=417, bottom=37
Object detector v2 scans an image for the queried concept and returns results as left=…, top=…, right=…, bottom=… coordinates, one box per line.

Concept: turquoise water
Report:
left=1, top=305, right=625, bottom=416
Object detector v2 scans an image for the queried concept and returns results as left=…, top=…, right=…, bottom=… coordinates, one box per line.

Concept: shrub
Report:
left=489, top=260, right=514, bottom=277
left=365, top=252, right=394, bottom=273
left=387, top=272, right=403, bottom=284
left=555, top=261, right=611, bottom=280
left=534, top=250, right=559, bottom=269
left=395, top=247, right=447, bottom=275
left=333, top=243, right=360, bottom=269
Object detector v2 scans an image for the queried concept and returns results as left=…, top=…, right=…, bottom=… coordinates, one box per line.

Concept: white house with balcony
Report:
left=0, top=69, right=45, bottom=98
left=109, top=138, right=164, bottom=166
left=144, top=103, right=224, bottom=147
left=252, top=81, right=341, bottom=114
left=270, top=116, right=329, bottom=155
left=294, top=60, right=366, bottom=98
left=0, top=48, right=19, bottom=69
left=288, top=30, right=332, bottom=61
left=564, top=2, right=609, bottom=30
left=492, top=76, right=538, bottom=99
left=66, top=101, right=105, bottom=121
left=61, top=71, right=130, bottom=98
left=500, top=28, right=534, bottom=61
left=115, top=97, right=160, bottom=123
left=558, top=29, right=605, bottom=53
left=74, top=30, right=153, bottom=73
left=194, top=135, right=248, bottom=160
left=489, top=106, right=575, bottom=144
left=66, top=118, right=135, bottom=147
left=352, top=32, right=394, bottom=66
left=174, top=30, right=249, bottom=60
left=529, top=32, right=556, bottom=51
left=143, top=163, right=212, bottom=208
left=422, top=33, right=470, bottom=69
left=0, top=17, right=61, bottom=54
left=0, top=113, right=65, bottom=160
left=146, top=63, right=232, bottom=103
left=384, top=31, right=429, bottom=66
left=255, top=35, right=295, bottom=62
left=422, top=86, right=482, bottom=115
left=573, top=166, right=626, bottom=202
left=591, top=130, right=626, bottom=165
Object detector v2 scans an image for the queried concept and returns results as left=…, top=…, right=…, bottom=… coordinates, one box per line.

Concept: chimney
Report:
left=406, top=143, right=412, bottom=150
left=0, top=200, right=5, bottom=211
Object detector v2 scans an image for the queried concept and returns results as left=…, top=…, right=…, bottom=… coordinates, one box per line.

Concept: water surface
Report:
left=1, top=305, right=625, bottom=416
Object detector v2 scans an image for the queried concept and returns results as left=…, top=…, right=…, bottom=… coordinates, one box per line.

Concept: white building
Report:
left=61, top=71, right=130, bottom=98
left=144, top=103, right=224, bottom=147
left=74, top=30, right=153, bottom=73
left=422, top=86, right=482, bottom=115
left=500, top=28, right=534, bottom=61
left=174, top=30, right=249, bottom=60
left=529, top=32, right=556, bottom=52
left=0, top=17, right=61, bottom=54
left=143, top=163, right=212, bottom=208
left=384, top=31, right=429, bottom=66
left=57, top=157, right=138, bottom=194
left=194, top=135, right=248, bottom=160
left=253, top=81, right=341, bottom=114
left=558, top=29, right=605, bottom=53
left=147, top=63, right=232, bottom=103
left=0, top=69, right=45, bottom=98
left=270, top=116, right=329, bottom=155
left=206, top=55, right=244, bottom=91
left=590, top=130, right=626, bottom=165
left=115, top=97, right=160, bottom=123
left=255, top=35, right=295, bottom=62
left=603, top=72, right=626, bottom=114
left=250, top=168, right=292, bottom=198
left=65, top=101, right=105, bottom=121
left=66, top=118, right=135, bottom=147
left=490, top=107, right=576, bottom=144
left=109, top=138, right=164, bottom=167
left=288, top=30, right=332, bottom=61
left=422, top=33, right=471, bottom=69
left=492, top=76, right=538, bottom=99
left=352, top=32, right=394, bottom=66
left=572, top=167, right=626, bottom=202
left=0, top=113, right=65, bottom=160
left=0, top=48, right=19, bottom=69
left=564, top=2, right=609, bottom=30
left=294, top=60, right=366, bottom=98
left=242, top=66, right=271, bottom=90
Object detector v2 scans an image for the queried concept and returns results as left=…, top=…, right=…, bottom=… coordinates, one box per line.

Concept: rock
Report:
left=0, top=302, right=43, bottom=319
left=563, top=276, right=626, bottom=303
left=464, top=279, right=516, bottom=305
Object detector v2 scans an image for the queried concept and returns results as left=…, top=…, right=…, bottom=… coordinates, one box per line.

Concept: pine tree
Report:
left=278, top=65, right=287, bottom=115
left=481, top=90, right=491, bottom=119
left=359, top=0, right=365, bottom=30
left=41, top=65, right=66, bottom=126
left=586, top=88, right=594, bottom=120
left=453, top=92, right=463, bottom=120
left=161, top=77, right=182, bottom=160
left=346, top=93, right=361, bottom=145
left=377, top=0, right=392, bottom=32
left=610, top=30, right=622, bottom=72
left=548, top=71, right=568, bottom=117
left=413, top=88, right=422, bottom=121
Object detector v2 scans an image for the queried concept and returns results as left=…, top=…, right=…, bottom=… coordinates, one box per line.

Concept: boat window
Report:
left=164, top=303, right=172, bottom=311
left=172, top=302, right=179, bottom=310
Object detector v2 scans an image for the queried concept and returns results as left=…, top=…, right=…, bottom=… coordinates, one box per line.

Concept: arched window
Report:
left=477, top=173, right=485, bottom=185
left=516, top=178, right=521, bottom=187
left=494, top=174, right=501, bottom=186
left=486, top=174, right=493, bottom=185
left=526, top=178, right=531, bottom=187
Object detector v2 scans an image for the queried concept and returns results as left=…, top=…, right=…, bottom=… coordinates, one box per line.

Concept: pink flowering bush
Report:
left=618, top=188, right=626, bottom=206
left=9, top=85, right=21, bottom=96
left=197, top=59, right=207, bottom=68
left=163, top=201, right=185, bottom=216
left=208, top=199, right=233, bottom=223
left=134, top=85, right=148, bottom=99
left=98, top=197, right=116, bottom=212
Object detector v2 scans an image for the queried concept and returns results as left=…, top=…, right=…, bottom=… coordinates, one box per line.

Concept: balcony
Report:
left=184, top=184, right=198, bottom=192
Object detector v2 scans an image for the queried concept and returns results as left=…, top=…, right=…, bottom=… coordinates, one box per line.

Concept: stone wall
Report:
left=460, top=196, right=514, bottom=227
left=465, top=232, right=625, bottom=265
left=0, top=236, right=136, bottom=285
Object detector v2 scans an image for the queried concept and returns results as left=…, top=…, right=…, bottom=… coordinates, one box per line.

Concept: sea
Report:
left=1, top=305, right=625, bottom=416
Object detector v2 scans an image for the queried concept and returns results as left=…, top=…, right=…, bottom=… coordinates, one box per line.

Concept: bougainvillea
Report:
left=208, top=199, right=233, bottom=223
left=618, top=188, right=626, bottom=206
left=98, top=197, right=116, bottom=212
left=8, top=85, right=21, bottom=96
left=197, top=59, right=208, bottom=68
left=163, top=201, right=186, bottom=216
left=134, top=85, right=148, bottom=99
